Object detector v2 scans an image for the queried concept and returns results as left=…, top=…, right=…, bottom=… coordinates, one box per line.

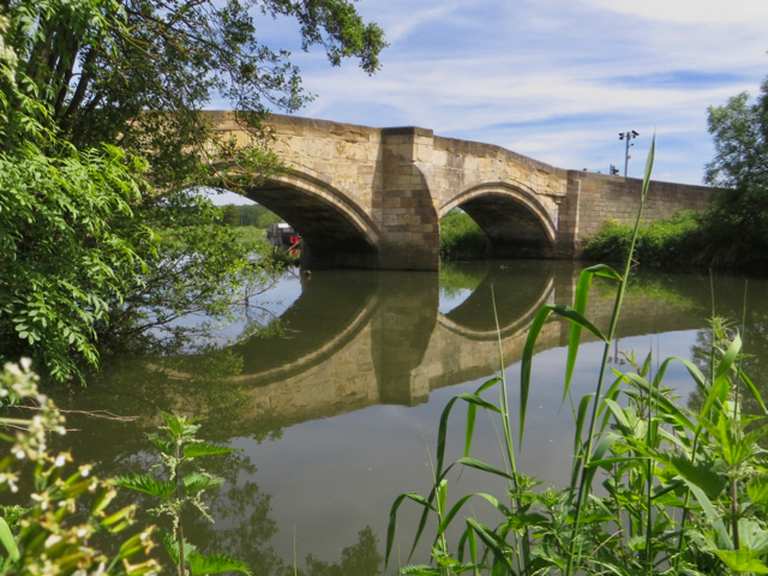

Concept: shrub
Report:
left=440, top=210, right=489, bottom=260
left=583, top=211, right=705, bottom=269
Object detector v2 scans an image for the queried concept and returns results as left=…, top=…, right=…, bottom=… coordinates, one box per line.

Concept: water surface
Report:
left=53, top=260, right=767, bottom=574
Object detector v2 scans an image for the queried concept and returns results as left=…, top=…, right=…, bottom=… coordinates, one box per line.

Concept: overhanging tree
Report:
left=3, top=0, right=385, bottom=184
left=0, top=0, right=386, bottom=382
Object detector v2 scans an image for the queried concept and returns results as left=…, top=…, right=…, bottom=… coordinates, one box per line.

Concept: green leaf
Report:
left=520, top=305, right=555, bottom=444
left=465, top=401, right=477, bottom=458
left=456, top=457, right=515, bottom=482
left=116, top=474, right=175, bottom=499
left=683, top=478, right=732, bottom=550
left=574, top=393, right=593, bottom=450
left=438, top=492, right=501, bottom=536
left=384, top=492, right=434, bottom=567
left=714, top=334, right=742, bottom=381
left=739, top=369, right=768, bottom=415
left=162, top=531, right=198, bottom=566
left=465, top=518, right=513, bottom=571
left=184, top=442, right=232, bottom=459
left=565, top=264, right=621, bottom=400
left=747, top=476, right=768, bottom=507
left=188, top=551, right=252, bottom=575
left=0, top=517, right=19, bottom=562
left=669, top=456, right=726, bottom=500
left=641, top=134, right=656, bottom=201
left=183, top=472, right=223, bottom=495
left=457, top=393, right=501, bottom=415
left=603, top=398, right=631, bottom=431
left=714, top=549, right=768, bottom=573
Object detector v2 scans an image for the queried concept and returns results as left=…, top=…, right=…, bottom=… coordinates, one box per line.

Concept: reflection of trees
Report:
left=55, top=349, right=284, bottom=467
left=185, top=452, right=284, bottom=575
left=301, top=527, right=382, bottom=576
left=183, top=454, right=382, bottom=576
left=439, top=261, right=486, bottom=299
left=687, top=279, right=768, bottom=417
left=690, top=313, right=768, bottom=417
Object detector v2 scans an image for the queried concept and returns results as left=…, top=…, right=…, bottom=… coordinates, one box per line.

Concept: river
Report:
left=52, top=260, right=767, bottom=574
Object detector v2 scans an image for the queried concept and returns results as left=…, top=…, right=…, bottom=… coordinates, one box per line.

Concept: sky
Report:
left=210, top=0, right=767, bottom=204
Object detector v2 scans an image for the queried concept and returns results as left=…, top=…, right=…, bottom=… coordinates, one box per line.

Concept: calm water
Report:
left=52, top=260, right=767, bottom=574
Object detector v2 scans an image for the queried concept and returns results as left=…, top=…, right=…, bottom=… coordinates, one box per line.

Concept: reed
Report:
left=386, top=138, right=768, bottom=575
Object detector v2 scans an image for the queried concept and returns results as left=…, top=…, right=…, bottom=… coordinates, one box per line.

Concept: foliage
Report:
left=301, top=527, right=382, bottom=576
left=0, top=143, right=155, bottom=383
left=220, top=204, right=282, bottom=229
left=103, top=191, right=288, bottom=353
left=0, top=359, right=159, bottom=574
left=702, top=79, right=768, bottom=271
left=387, top=139, right=768, bottom=574
left=0, top=0, right=378, bottom=382
left=583, top=211, right=705, bottom=269
left=440, top=210, right=489, bottom=261
left=1, top=0, right=385, bottom=186
left=439, top=262, right=485, bottom=299
left=118, top=413, right=251, bottom=576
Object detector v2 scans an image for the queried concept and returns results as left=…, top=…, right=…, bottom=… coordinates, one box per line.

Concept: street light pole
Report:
left=618, top=130, right=639, bottom=177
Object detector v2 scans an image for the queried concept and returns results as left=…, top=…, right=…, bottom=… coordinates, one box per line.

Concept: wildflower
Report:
left=31, top=491, right=51, bottom=511
left=44, top=533, right=62, bottom=548
left=54, top=452, right=72, bottom=467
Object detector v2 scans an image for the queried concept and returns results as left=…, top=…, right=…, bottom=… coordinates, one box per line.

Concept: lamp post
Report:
left=618, top=130, right=639, bottom=177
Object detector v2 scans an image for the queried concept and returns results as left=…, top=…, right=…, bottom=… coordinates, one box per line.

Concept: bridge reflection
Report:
left=138, top=261, right=703, bottom=432
left=68, top=261, right=707, bottom=454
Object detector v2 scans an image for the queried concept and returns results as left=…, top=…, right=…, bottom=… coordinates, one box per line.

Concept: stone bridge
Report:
left=207, top=112, right=714, bottom=270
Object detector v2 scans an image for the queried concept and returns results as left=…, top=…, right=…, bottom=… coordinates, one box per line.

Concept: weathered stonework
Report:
left=205, top=111, right=717, bottom=270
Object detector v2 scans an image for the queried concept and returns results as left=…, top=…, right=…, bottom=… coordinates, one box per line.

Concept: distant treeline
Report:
left=221, top=204, right=281, bottom=228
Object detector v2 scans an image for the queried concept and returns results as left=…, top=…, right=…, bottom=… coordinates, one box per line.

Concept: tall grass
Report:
left=386, top=138, right=768, bottom=575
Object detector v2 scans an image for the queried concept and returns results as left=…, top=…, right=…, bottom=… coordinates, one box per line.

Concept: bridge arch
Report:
left=438, top=261, right=555, bottom=340
left=439, top=182, right=557, bottom=258
left=243, top=169, right=381, bottom=269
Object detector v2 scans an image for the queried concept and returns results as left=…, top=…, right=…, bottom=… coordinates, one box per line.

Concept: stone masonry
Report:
left=205, top=111, right=716, bottom=270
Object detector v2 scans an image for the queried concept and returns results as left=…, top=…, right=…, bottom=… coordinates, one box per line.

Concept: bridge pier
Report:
left=373, top=127, right=440, bottom=271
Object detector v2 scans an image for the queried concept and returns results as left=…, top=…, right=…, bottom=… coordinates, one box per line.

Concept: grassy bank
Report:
left=230, top=224, right=267, bottom=244
left=583, top=209, right=768, bottom=275
left=440, top=210, right=489, bottom=260
left=583, top=211, right=704, bottom=269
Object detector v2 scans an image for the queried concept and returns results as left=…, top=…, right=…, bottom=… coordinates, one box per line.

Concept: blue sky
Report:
left=211, top=0, right=767, bottom=205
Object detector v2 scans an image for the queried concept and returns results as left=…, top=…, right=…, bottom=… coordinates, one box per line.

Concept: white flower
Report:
left=31, top=492, right=50, bottom=511
left=44, top=533, right=62, bottom=548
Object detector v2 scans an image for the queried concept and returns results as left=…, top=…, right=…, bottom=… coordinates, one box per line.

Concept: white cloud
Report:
left=582, top=0, right=768, bottom=24
left=379, top=1, right=465, bottom=43
left=255, top=0, right=768, bottom=184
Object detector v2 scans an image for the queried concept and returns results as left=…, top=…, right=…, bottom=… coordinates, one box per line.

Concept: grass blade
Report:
left=385, top=492, right=434, bottom=567
left=565, top=264, right=622, bottom=400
